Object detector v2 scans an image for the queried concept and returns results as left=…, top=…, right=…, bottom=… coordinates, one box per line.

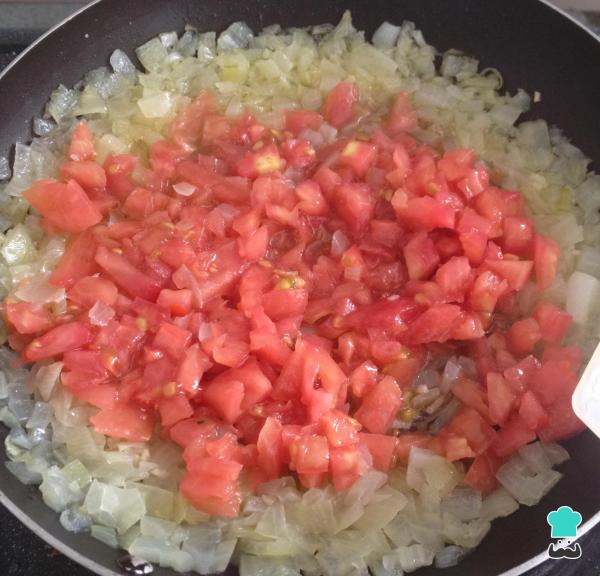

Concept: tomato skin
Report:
left=5, top=301, right=54, bottom=335
left=324, top=82, right=359, bottom=128
left=23, top=321, right=92, bottom=361
left=502, top=216, right=534, bottom=255
left=354, top=376, right=403, bottom=434
left=68, top=121, right=96, bottom=162
left=90, top=403, right=153, bottom=442
left=24, top=179, right=102, bottom=233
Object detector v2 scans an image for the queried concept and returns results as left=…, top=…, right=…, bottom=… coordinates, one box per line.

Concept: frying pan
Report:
left=1, top=1, right=600, bottom=575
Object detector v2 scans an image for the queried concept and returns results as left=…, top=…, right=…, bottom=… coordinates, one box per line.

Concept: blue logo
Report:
left=546, top=506, right=583, bottom=560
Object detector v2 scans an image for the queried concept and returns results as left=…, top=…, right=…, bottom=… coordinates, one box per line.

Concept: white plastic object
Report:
left=572, top=342, right=600, bottom=438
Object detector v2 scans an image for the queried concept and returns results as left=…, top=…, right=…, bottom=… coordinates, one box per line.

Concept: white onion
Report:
left=60, top=507, right=93, bottom=533
left=110, top=49, right=138, bottom=77
left=91, top=524, right=120, bottom=548
left=435, top=545, right=467, bottom=568
left=173, top=182, right=197, bottom=197
left=331, top=230, right=350, bottom=259
left=89, top=300, right=115, bottom=326
left=372, top=22, right=401, bottom=48
left=566, top=271, right=600, bottom=325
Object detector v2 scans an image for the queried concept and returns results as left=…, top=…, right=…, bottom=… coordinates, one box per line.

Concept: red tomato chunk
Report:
left=5, top=86, right=584, bottom=516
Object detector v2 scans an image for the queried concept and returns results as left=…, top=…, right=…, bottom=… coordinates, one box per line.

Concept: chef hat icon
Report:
left=547, top=506, right=582, bottom=538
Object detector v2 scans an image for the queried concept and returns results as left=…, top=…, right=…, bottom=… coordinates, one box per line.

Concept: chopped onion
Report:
left=441, top=488, right=482, bottom=521
left=110, top=49, right=138, bottom=77
left=173, top=182, right=197, bottom=197
left=60, top=507, right=93, bottom=533
left=383, top=544, right=435, bottom=573
left=372, top=22, right=401, bottom=48
left=217, top=22, right=254, bottom=51
left=91, top=524, right=120, bottom=548
left=566, top=271, right=600, bottom=325
left=89, top=300, right=115, bottom=326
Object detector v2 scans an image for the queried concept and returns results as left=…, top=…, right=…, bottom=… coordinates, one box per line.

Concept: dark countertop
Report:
left=0, top=3, right=599, bottom=576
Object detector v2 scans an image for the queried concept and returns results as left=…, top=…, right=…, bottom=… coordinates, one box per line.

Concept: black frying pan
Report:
left=1, top=1, right=600, bottom=575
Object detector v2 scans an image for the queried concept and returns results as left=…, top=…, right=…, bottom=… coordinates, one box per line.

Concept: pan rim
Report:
left=0, top=1, right=599, bottom=576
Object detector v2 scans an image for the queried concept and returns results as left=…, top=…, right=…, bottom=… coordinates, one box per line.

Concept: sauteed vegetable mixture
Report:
left=1, top=12, right=598, bottom=575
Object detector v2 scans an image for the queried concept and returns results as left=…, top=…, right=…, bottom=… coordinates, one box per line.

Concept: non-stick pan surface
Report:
left=1, top=1, right=600, bottom=575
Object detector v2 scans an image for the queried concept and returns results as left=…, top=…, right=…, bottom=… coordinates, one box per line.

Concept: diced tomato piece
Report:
left=409, top=304, right=463, bottom=344
left=487, top=372, right=516, bottom=425
left=324, top=82, right=359, bottom=128
left=68, top=276, right=118, bottom=309
left=541, top=345, right=582, bottom=372
left=506, top=318, right=541, bottom=356
left=464, top=450, right=501, bottom=496
left=533, top=301, right=572, bottom=344
left=177, top=343, right=212, bottom=396
left=90, top=403, right=153, bottom=442
left=503, top=354, right=540, bottom=394
left=386, top=92, right=417, bottom=134
left=350, top=361, right=378, bottom=398
left=457, top=208, right=493, bottom=265
left=395, top=432, right=432, bottom=464
left=444, top=435, right=476, bottom=461
left=518, top=390, right=548, bottom=431
left=104, top=154, right=137, bottom=199
left=202, top=379, right=245, bottom=424
left=281, top=139, right=316, bottom=169
left=157, top=288, right=194, bottom=316
left=492, top=415, right=536, bottom=457
left=451, top=312, right=485, bottom=340
left=451, top=378, right=489, bottom=420
left=23, top=321, right=92, bottom=361
left=354, top=376, right=403, bottom=434
left=157, top=393, right=194, bottom=427
left=321, top=410, right=360, bottom=448
left=153, top=322, right=192, bottom=360
left=329, top=446, right=363, bottom=490
left=285, top=110, right=324, bottom=135
left=438, top=149, right=475, bottom=182
left=447, top=408, right=496, bottom=455
left=537, top=397, right=585, bottom=443
left=5, top=301, right=54, bottom=335
left=170, top=90, right=216, bottom=149
left=24, top=179, right=102, bottom=233
left=60, top=161, right=106, bottom=190
left=435, top=256, right=472, bottom=298
left=290, top=434, right=330, bottom=474
left=236, top=144, right=285, bottom=179
left=95, top=245, right=161, bottom=301
left=485, top=259, right=533, bottom=291
left=534, top=234, right=560, bottom=290
left=257, top=417, right=285, bottom=480
left=502, top=216, right=534, bottom=255
left=529, top=359, right=578, bottom=406
left=403, top=232, right=440, bottom=281
left=359, top=432, right=399, bottom=471
left=393, top=192, right=456, bottom=232
left=68, top=121, right=96, bottom=162
left=334, top=183, right=375, bottom=237
left=468, top=270, right=508, bottom=313
left=180, top=458, right=242, bottom=517
left=263, top=287, right=308, bottom=321
left=338, top=140, right=377, bottom=177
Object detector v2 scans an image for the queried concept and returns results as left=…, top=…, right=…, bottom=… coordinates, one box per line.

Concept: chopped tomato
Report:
left=534, top=235, right=560, bottom=290
left=492, top=415, right=536, bottom=457
left=68, top=276, right=118, bottom=309
left=24, top=179, right=102, bottom=233
left=533, top=301, right=572, bottom=344
left=68, top=121, right=96, bottom=162
left=24, top=322, right=92, bottom=361
left=324, top=82, right=359, bottom=128
left=60, top=161, right=106, bottom=190
left=518, top=390, right=548, bottom=431
left=285, top=110, right=324, bottom=135
left=359, top=432, right=398, bottom=471
left=330, top=446, right=363, bottom=490
left=464, top=450, right=501, bottom=495
left=90, top=403, right=153, bottom=442
left=354, top=376, right=403, bottom=434
left=5, top=301, right=54, bottom=335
